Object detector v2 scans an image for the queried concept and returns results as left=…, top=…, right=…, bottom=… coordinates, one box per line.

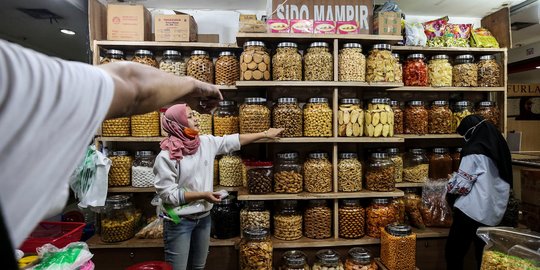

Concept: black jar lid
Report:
left=390, top=100, right=399, bottom=106
left=341, top=199, right=361, bottom=207
left=163, top=50, right=180, bottom=56
left=340, top=98, right=361, bottom=105
left=455, top=148, right=463, bottom=153
left=219, top=51, right=235, bottom=57
left=455, top=100, right=471, bottom=107
left=278, top=42, right=298, bottom=48
left=243, top=227, right=269, bottom=240
left=455, top=54, right=475, bottom=63
left=191, top=50, right=208, bottom=56
left=135, top=49, right=153, bottom=56
left=371, top=152, right=388, bottom=159
left=431, top=54, right=449, bottom=60
left=112, top=150, right=130, bottom=156
left=218, top=100, right=236, bottom=106
left=392, top=53, right=400, bottom=59
left=478, top=101, right=495, bottom=107
left=309, top=42, right=329, bottom=48
left=244, top=41, right=266, bottom=48
left=283, top=250, right=307, bottom=267
left=386, top=223, right=413, bottom=236
left=348, top=247, right=372, bottom=264
left=308, top=199, right=327, bottom=207
left=277, top=97, right=298, bottom=104
left=244, top=97, right=267, bottom=104
left=387, top=148, right=400, bottom=155
left=372, top=44, right=392, bottom=51
left=409, top=148, right=425, bottom=155
left=136, top=150, right=154, bottom=157
left=277, top=152, right=299, bottom=159
left=316, top=249, right=340, bottom=265
left=343, top=42, right=362, bottom=49
left=246, top=200, right=266, bottom=211
left=408, top=100, right=424, bottom=106
left=339, top=152, right=358, bottom=159
left=308, top=97, right=328, bottom=103
left=407, top=53, right=425, bottom=59
left=278, top=200, right=298, bottom=209
left=432, top=100, right=448, bottom=106
left=479, top=55, right=495, bottom=61
left=309, top=152, right=328, bottom=159
left=370, top=98, right=390, bottom=104
left=106, top=194, right=131, bottom=209
left=372, top=198, right=389, bottom=204
left=215, top=195, right=235, bottom=205
left=433, top=148, right=449, bottom=154
left=106, top=49, right=124, bottom=56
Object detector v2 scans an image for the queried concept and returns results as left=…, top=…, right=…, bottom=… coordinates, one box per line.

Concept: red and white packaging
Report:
left=267, top=19, right=290, bottom=33
left=290, top=19, right=313, bottom=33
left=336, top=21, right=359, bottom=34
left=314, top=21, right=336, bottom=34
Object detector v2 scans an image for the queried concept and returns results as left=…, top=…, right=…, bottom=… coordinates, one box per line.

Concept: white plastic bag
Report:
left=69, top=145, right=111, bottom=208
left=30, top=242, right=93, bottom=270
left=405, top=22, right=427, bottom=46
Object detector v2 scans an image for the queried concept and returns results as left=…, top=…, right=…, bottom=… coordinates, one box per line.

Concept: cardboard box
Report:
left=267, top=19, right=290, bottom=33
left=197, top=34, right=219, bottom=43
left=374, top=12, right=401, bottom=35
left=336, top=21, right=359, bottom=34
left=239, top=14, right=266, bottom=33
left=154, top=12, right=198, bottom=42
left=107, top=4, right=151, bottom=41
left=290, top=19, right=313, bottom=33
left=314, top=21, right=336, bottom=34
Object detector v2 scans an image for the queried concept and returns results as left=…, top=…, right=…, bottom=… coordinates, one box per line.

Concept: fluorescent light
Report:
left=60, top=29, right=75, bottom=35
left=536, top=66, right=540, bottom=69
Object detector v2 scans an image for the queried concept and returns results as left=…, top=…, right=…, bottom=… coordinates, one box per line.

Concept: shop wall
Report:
left=508, top=70, right=540, bottom=151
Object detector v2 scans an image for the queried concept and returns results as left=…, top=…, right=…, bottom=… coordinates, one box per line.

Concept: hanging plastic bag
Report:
left=374, top=0, right=401, bottom=13
left=69, top=145, right=111, bottom=208
left=405, top=22, right=427, bottom=46
left=404, top=191, right=426, bottom=229
left=420, top=179, right=453, bottom=227
left=135, top=216, right=163, bottom=239
left=30, top=242, right=93, bottom=270
left=477, top=227, right=540, bottom=269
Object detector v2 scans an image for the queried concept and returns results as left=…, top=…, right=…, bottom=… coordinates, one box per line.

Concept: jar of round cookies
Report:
left=475, top=101, right=500, bottom=129
left=304, top=42, right=333, bottom=81
left=187, top=50, right=214, bottom=83
left=304, top=200, right=332, bottom=239
left=365, top=98, right=394, bottom=137
left=273, top=97, right=303, bottom=137
left=159, top=50, right=186, bottom=76
left=365, top=152, right=395, bottom=192
left=275, top=152, right=303, bottom=194
left=273, top=42, right=302, bottom=81
left=312, top=249, right=344, bottom=270
left=279, top=250, right=310, bottom=270
left=101, top=195, right=141, bottom=243
left=239, top=228, right=273, bottom=270
left=108, top=151, right=133, bottom=187
left=304, top=152, right=332, bottom=193
left=404, top=100, right=428, bottom=135
left=215, top=51, right=239, bottom=86
left=453, top=54, right=477, bottom=87
left=429, top=100, right=452, bottom=134
left=338, top=199, right=365, bottom=239
left=304, top=97, right=332, bottom=137
left=452, top=101, right=473, bottom=130
left=100, top=49, right=125, bottom=64
left=366, top=198, right=397, bottom=238
left=345, top=247, right=377, bottom=270
left=240, top=97, right=270, bottom=134
left=339, top=43, right=366, bottom=82
left=213, top=100, right=239, bottom=136
left=339, top=98, right=364, bottom=137
left=132, top=49, right=158, bottom=67
left=366, top=44, right=395, bottom=83
left=390, top=100, right=403, bottom=135
left=478, top=55, right=501, bottom=87
left=274, top=200, right=303, bottom=241
left=240, top=41, right=271, bottom=81
left=338, top=152, right=362, bottom=192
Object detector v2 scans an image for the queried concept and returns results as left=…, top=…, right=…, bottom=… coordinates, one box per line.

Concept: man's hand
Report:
left=180, top=78, right=223, bottom=111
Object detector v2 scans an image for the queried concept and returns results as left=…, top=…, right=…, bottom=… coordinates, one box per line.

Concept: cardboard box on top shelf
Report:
left=154, top=12, right=198, bottom=42
left=107, top=4, right=152, bottom=41
left=197, top=34, right=219, bottom=43
left=374, top=12, right=401, bottom=35
left=239, top=14, right=266, bottom=33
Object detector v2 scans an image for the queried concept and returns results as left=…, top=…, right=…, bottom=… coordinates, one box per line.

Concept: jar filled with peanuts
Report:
left=273, top=97, right=303, bottom=137
left=390, top=100, right=403, bottom=135
left=240, top=41, right=271, bottom=81
left=305, top=42, right=333, bottom=81
left=452, top=101, right=473, bottom=130
left=453, top=54, right=477, bottom=87
left=159, top=50, right=186, bottom=76
left=275, top=152, right=303, bottom=194
left=366, top=44, right=395, bottom=83
left=387, top=148, right=403, bottom=183
left=366, top=198, right=397, bottom=238
left=211, top=195, right=240, bottom=239
left=194, top=101, right=212, bottom=135
left=132, top=49, right=158, bottom=67
left=240, top=97, right=270, bottom=134
left=240, top=201, right=270, bottom=237
left=187, top=50, right=214, bottom=83
left=365, top=152, right=395, bottom=192
left=213, top=100, right=239, bottom=136
left=101, top=195, right=141, bottom=243
left=403, top=149, right=429, bottom=183
left=404, top=100, right=428, bottom=135
left=429, top=148, right=452, bottom=180
left=381, top=224, right=416, bottom=270
left=338, top=199, right=365, bottom=239
left=451, top=148, right=462, bottom=172
left=304, top=200, right=332, bottom=239
left=338, top=153, right=362, bottom=192
left=215, top=51, right=239, bottom=86
left=219, top=152, right=243, bottom=187
left=132, top=151, right=155, bottom=188
left=478, top=55, right=501, bottom=87
left=428, top=54, right=452, bottom=87
left=273, top=42, right=302, bottom=81
left=280, top=250, right=310, bottom=270
left=304, top=97, right=332, bottom=137
left=240, top=228, right=273, bottom=270
left=108, top=151, right=133, bottom=186
left=365, top=98, right=394, bottom=137
left=392, top=53, right=403, bottom=83
left=339, top=43, right=366, bottom=82
left=304, top=152, right=333, bottom=193
left=274, top=200, right=302, bottom=241
left=345, top=247, right=377, bottom=270
left=246, top=161, right=273, bottom=194
left=313, top=249, right=344, bottom=270
left=475, top=101, right=500, bottom=129
left=339, top=98, right=364, bottom=137
left=404, top=54, right=428, bottom=86
left=100, top=49, right=125, bottom=64
left=428, top=100, right=452, bottom=134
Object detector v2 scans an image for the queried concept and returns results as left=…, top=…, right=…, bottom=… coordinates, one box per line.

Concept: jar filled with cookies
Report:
left=304, top=152, right=333, bottom=193
left=132, top=150, right=156, bottom=188
left=339, top=43, right=366, bottom=82
left=429, top=148, right=452, bottom=180
left=404, top=100, right=428, bottom=135
left=215, top=51, right=239, bottom=86
left=390, top=100, right=403, bottom=135
left=132, top=49, right=158, bottom=67
left=403, top=149, right=429, bottom=183
left=219, top=152, right=244, bottom=187
left=392, top=53, right=403, bottom=83
left=240, top=97, right=270, bottom=134
left=404, top=54, right=428, bottom=86
left=240, top=41, right=271, bottom=81
left=453, top=54, right=477, bottom=87
left=240, top=228, right=273, bottom=270
left=338, top=153, right=362, bottom=192
left=365, top=98, right=394, bottom=137
left=274, top=200, right=303, bottom=241
left=475, top=101, right=500, bottom=129
left=279, top=250, right=310, bottom=270
left=240, top=201, right=271, bottom=237
left=345, top=247, right=377, bottom=270
left=304, top=97, right=332, bottom=137
left=108, top=151, right=133, bottom=187
left=428, top=100, right=452, bottom=134
left=366, top=198, right=397, bottom=238
left=194, top=101, right=213, bottom=135
left=478, top=55, right=501, bottom=87
left=246, top=161, right=273, bottom=194
left=380, top=224, right=416, bottom=270
left=214, top=100, right=239, bottom=136
left=131, top=111, right=160, bottom=137
left=273, top=42, right=302, bottom=81
left=338, top=199, right=365, bottom=239
left=428, top=54, right=452, bottom=87
left=273, top=97, right=303, bottom=137
left=339, top=98, right=364, bottom=137
left=387, top=148, right=403, bottom=183
left=100, top=49, right=125, bottom=64
left=366, top=44, right=395, bottom=83
left=275, top=152, right=303, bottom=194
left=159, top=50, right=186, bottom=76
left=365, top=152, right=395, bottom=192
left=101, top=195, right=141, bottom=243
left=187, top=50, right=214, bottom=83
left=304, top=42, right=333, bottom=81
left=312, top=249, right=344, bottom=270
left=304, top=200, right=332, bottom=239
left=452, top=101, right=473, bottom=130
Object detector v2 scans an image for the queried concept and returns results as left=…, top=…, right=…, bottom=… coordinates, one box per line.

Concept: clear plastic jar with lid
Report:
left=215, top=51, right=239, bottom=86
left=273, top=97, right=303, bottom=137
left=274, top=200, right=303, bottom=241
left=304, top=97, right=333, bottom=137
left=275, top=152, right=303, bottom=193
left=338, top=153, right=362, bottom=192
left=219, top=152, right=243, bottom=187
left=240, top=41, right=271, bottom=81
left=132, top=150, right=156, bottom=187
left=339, top=98, right=364, bottom=137
left=345, top=247, right=377, bottom=270
left=392, top=53, right=403, bottom=83
left=428, top=54, right=452, bottom=87
left=451, top=148, right=462, bottom=172
left=403, top=149, right=429, bottom=183
left=366, top=198, right=398, bottom=238
left=453, top=54, right=478, bottom=87
left=279, top=250, right=310, bottom=270
left=273, top=42, right=302, bottom=81
left=132, top=49, right=158, bottom=67
left=404, top=100, right=428, bottom=135
left=452, top=100, right=473, bottom=130
left=239, top=228, right=273, bottom=270
left=304, top=42, right=333, bottom=81
left=159, top=50, right=186, bottom=76
left=475, top=101, right=500, bottom=129
left=387, top=148, right=403, bottom=183
left=100, top=49, right=125, bottom=64
left=304, top=200, right=332, bottom=239
left=367, top=44, right=395, bottom=83
left=404, top=54, right=428, bottom=86
left=381, top=224, right=417, bottom=270
left=102, top=115, right=130, bottom=137
left=108, top=151, right=133, bottom=187
left=390, top=100, right=403, bottom=135
left=304, top=152, right=332, bottom=193
left=365, top=152, right=395, bottom=192
left=240, top=97, right=270, bottom=134
left=478, top=55, right=501, bottom=87
left=187, top=50, right=214, bottom=83
left=339, top=43, right=366, bottom=82
left=404, top=188, right=425, bottom=229
left=392, top=197, right=406, bottom=224
left=211, top=195, right=240, bottom=239
left=365, top=98, right=394, bottom=137
left=429, top=148, right=452, bottom=179
left=194, top=101, right=212, bottom=135
left=429, top=100, right=453, bottom=134
left=131, top=111, right=160, bottom=137
left=312, top=249, right=344, bottom=270
left=101, top=195, right=141, bottom=243
left=213, top=100, right=239, bottom=136
left=213, top=158, right=219, bottom=186
left=338, top=199, right=365, bottom=239
left=240, top=201, right=270, bottom=237
left=246, top=161, right=273, bottom=194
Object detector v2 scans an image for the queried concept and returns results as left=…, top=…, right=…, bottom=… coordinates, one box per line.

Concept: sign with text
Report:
left=270, top=0, right=373, bottom=34
left=508, top=84, right=540, bottom=97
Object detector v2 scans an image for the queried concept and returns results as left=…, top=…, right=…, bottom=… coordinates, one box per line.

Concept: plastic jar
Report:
left=101, top=195, right=141, bottom=243
left=274, top=200, right=302, bottom=241
left=380, top=224, right=417, bottom=270
left=453, top=54, right=478, bottom=87
left=404, top=100, right=428, bottom=135
left=213, top=100, right=239, bottom=136
left=304, top=152, right=333, bottom=193
left=339, top=43, right=366, bottom=82
left=132, top=150, right=156, bottom=187
left=279, top=250, right=310, bottom=270
left=131, top=111, right=160, bottom=137
left=476, top=101, right=500, bottom=129
left=428, top=100, right=453, bottom=134
left=338, top=152, right=362, bottom=192
left=367, top=44, right=395, bottom=83
left=403, top=149, right=429, bottom=183
left=273, top=42, right=302, bottom=81
left=365, top=98, right=394, bottom=137
left=365, top=152, right=395, bottom=192
left=392, top=53, right=403, bottom=83
left=273, top=97, right=303, bottom=137
left=304, top=97, right=333, bottom=137
left=108, top=151, right=133, bottom=187
left=478, top=55, right=501, bottom=87
left=404, top=53, right=428, bottom=86
left=345, top=247, right=376, bottom=270
left=187, top=50, right=214, bottom=83
left=219, top=152, right=244, bottom=187
left=428, top=54, right=452, bottom=87
left=304, top=200, right=332, bottom=239
left=195, top=101, right=213, bottom=135
left=404, top=189, right=425, bottom=229
left=452, top=101, right=473, bottom=131
left=239, top=228, right=273, bottom=270
left=274, top=152, right=303, bottom=194
left=366, top=198, right=397, bottom=238
left=132, top=49, right=158, bottom=67
left=240, top=41, right=271, bottom=81
left=246, top=161, right=273, bottom=194
left=338, top=199, right=365, bottom=239
left=392, top=197, right=406, bottom=224
left=102, top=116, right=130, bottom=137
left=100, top=49, right=125, bottom=64
left=211, top=195, right=240, bottom=239
left=387, top=148, right=403, bottom=183
left=159, top=50, right=186, bottom=76
left=239, top=97, right=270, bottom=134
left=451, top=148, right=462, bottom=172
left=390, top=100, right=403, bottom=135
left=304, top=42, right=333, bottom=81
left=215, top=51, right=239, bottom=86
left=339, top=98, right=364, bottom=137
left=429, top=148, right=452, bottom=179
left=240, top=201, right=270, bottom=237
left=213, top=158, right=219, bottom=186
left=312, top=249, right=344, bottom=270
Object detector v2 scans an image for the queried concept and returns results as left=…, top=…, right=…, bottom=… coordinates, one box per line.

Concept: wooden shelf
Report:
left=397, top=134, right=462, bottom=139
left=87, top=235, right=238, bottom=249
left=234, top=81, right=403, bottom=88
left=396, top=182, right=425, bottom=188
left=97, top=136, right=163, bottom=142
left=392, top=45, right=506, bottom=54
left=236, top=33, right=403, bottom=45
left=387, top=86, right=506, bottom=92
left=108, top=187, right=155, bottom=193
left=94, top=40, right=239, bottom=50
left=97, top=136, right=404, bottom=143
left=237, top=189, right=404, bottom=201
left=375, top=258, right=420, bottom=270
left=214, top=185, right=243, bottom=192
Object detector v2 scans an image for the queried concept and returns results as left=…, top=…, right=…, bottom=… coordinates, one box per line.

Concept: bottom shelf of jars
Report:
left=375, top=258, right=420, bottom=270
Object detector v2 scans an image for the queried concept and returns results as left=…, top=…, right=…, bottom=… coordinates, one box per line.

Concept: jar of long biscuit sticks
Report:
left=100, top=49, right=125, bottom=64
left=132, top=49, right=158, bottom=68
left=240, top=41, right=271, bottom=81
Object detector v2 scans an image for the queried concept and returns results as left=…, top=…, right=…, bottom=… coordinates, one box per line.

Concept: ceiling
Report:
left=105, top=0, right=267, bottom=10
left=379, top=0, right=527, bottom=17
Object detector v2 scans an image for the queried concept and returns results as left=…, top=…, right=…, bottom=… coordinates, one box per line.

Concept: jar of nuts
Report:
left=475, top=101, right=500, bottom=129
left=211, top=195, right=240, bottom=239
left=240, top=201, right=270, bottom=237
left=304, top=42, right=333, bottom=81
left=392, top=53, right=403, bottom=83
left=100, top=49, right=125, bottom=64
left=187, top=50, right=214, bottom=83
left=339, top=43, right=366, bottom=82
left=240, top=97, right=270, bottom=134
left=429, top=148, right=452, bottom=180
left=365, top=152, right=395, bottom=192
left=428, top=54, right=452, bottom=87
left=312, top=249, right=344, bottom=270
left=101, top=195, right=141, bottom=243
left=280, top=250, right=310, bottom=270
left=132, top=150, right=156, bottom=188
left=275, top=152, right=303, bottom=194
left=338, top=199, right=365, bottom=239
left=108, top=151, right=133, bottom=186
left=273, top=97, right=303, bottom=137
left=453, top=54, right=478, bottom=87
left=339, top=98, right=364, bottom=137
left=404, top=100, right=428, bottom=135
left=452, top=101, right=473, bottom=130
left=214, top=100, right=239, bottom=136
left=365, top=98, right=394, bottom=137
left=304, top=152, right=333, bottom=193
left=345, top=247, right=377, bottom=270
left=132, top=49, right=158, bottom=68
left=404, top=54, right=428, bottom=86
left=428, top=100, right=452, bottom=134
left=239, top=228, right=273, bottom=270
left=240, top=41, right=271, bottom=81
left=194, top=101, right=213, bottom=135
left=380, top=224, right=416, bottom=270
left=219, top=152, right=244, bottom=187
left=338, top=152, right=362, bottom=192
left=213, top=158, right=219, bottom=186
left=478, top=55, right=501, bottom=87
left=366, top=44, right=396, bottom=83
left=246, top=161, right=273, bottom=194
left=304, top=97, right=333, bottom=137
left=387, top=148, right=403, bottom=183
left=390, top=100, right=403, bottom=135
left=274, top=200, right=303, bottom=241
left=215, top=51, right=239, bottom=86
left=304, top=200, right=332, bottom=239
left=159, top=50, right=186, bottom=76
left=366, top=198, right=398, bottom=238
left=403, top=149, right=429, bottom=183
left=451, top=148, right=462, bottom=172
left=273, top=42, right=302, bottom=81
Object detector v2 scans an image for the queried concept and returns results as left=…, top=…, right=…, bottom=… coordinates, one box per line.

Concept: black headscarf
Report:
left=456, top=115, right=513, bottom=188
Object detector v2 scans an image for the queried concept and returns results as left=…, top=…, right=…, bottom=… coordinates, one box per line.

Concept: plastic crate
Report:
left=20, top=222, right=85, bottom=253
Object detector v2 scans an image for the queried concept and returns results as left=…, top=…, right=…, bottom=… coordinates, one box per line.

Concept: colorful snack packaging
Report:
left=314, top=21, right=336, bottom=34
left=267, top=19, right=290, bottom=33
left=290, top=19, right=313, bottom=33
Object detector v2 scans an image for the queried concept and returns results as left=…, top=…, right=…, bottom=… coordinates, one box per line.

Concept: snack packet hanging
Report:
left=420, top=179, right=453, bottom=227
left=443, top=23, right=472, bottom=47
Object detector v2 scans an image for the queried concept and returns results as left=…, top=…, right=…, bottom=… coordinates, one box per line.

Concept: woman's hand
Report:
left=203, top=192, right=222, bottom=203
left=264, top=128, right=284, bottom=139
left=239, top=128, right=284, bottom=146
